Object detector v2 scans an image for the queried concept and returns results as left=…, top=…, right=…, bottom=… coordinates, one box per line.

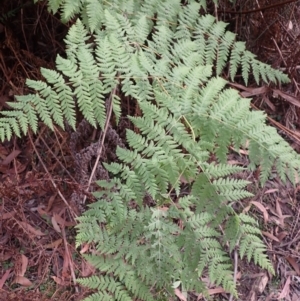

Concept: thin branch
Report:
left=28, top=133, right=78, bottom=220
left=221, top=0, right=298, bottom=15
left=229, top=248, right=239, bottom=301
left=82, top=83, right=118, bottom=204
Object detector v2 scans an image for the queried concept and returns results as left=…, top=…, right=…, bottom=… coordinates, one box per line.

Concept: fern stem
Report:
left=82, top=82, right=119, bottom=204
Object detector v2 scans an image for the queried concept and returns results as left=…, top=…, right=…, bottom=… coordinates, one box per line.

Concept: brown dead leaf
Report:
left=238, top=149, right=248, bottom=155
left=1, top=150, right=21, bottom=166
left=81, top=260, right=96, bottom=277
left=273, top=89, right=300, bottom=108
left=51, top=215, right=61, bottom=233
left=44, top=239, right=62, bottom=249
left=19, top=221, right=46, bottom=236
left=264, top=189, right=279, bottom=194
left=278, top=276, right=291, bottom=299
left=249, top=274, right=269, bottom=301
left=46, top=194, right=57, bottom=212
left=52, top=212, right=76, bottom=227
left=14, top=275, right=33, bottom=287
left=262, top=95, right=276, bottom=111
left=62, top=249, right=70, bottom=279
left=80, top=243, right=90, bottom=254
left=174, top=288, right=187, bottom=301
left=277, top=231, right=288, bottom=242
left=197, top=287, right=226, bottom=300
left=37, top=205, right=49, bottom=218
left=19, top=254, right=28, bottom=277
left=51, top=276, right=69, bottom=286
left=0, top=211, right=16, bottom=219
left=0, top=269, right=11, bottom=289
left=158, top=207, right=169, bottom=212
left=286, top=256, right=300, bottom=275
left=275, top=199, right=291, bottom=227
left=255, top=274, right=269, bottom=293
left=250, top=201, right=269, bottom=223
left=261, top=231, right=280, bottom=242
left=229, top=82, right=268, bottom=97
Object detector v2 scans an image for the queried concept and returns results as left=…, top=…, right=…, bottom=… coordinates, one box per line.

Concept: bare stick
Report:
left=28, top=133, right=78, bottom=220
left=82, top=84, right=118, bottom=204
left=229, top=249, right=238, bottom=301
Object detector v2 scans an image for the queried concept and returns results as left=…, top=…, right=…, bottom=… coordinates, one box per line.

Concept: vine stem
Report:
left=82, top=83, right=118, bottom=204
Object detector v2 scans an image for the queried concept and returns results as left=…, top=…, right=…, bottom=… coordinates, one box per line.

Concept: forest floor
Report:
left=1, top=1, right=300, bottom=300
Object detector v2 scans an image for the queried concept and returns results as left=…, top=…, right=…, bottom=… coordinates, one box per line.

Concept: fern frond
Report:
left=239, top=214, right=274, bottom=273
left=11, top=1, right=298, bottom=300
left=85, top=0, right=104, bottom=32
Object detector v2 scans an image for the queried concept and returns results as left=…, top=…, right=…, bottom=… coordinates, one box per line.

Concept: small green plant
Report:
left=2, top=260, right=14, bottom=270
left=4, top=0, right=299, bottom=300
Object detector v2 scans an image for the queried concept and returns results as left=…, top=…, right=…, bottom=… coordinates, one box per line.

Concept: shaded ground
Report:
left=1, top=0, right=300, bottom=300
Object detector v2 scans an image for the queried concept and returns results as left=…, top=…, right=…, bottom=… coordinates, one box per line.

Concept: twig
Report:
left=39, top=134, right=77, bottom=182
left=221, top=0, right=298, bottom=15
left=61, top=225, right=78, bottom=292
left=28, top=133, right=78, bottom=219
left=82, top=83, right=118, bottom=204
left=229, top=249, right=238, bottom=301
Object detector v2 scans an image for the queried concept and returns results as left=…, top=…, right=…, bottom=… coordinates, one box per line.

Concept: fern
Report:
left=7, top=0, right=298, bottom=299
left=2, top=2, right=290, bottom=140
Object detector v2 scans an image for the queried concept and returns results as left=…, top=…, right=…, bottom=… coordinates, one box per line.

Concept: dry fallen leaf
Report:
left=278, top=276, right=291, bottom=299
left=273, top=89, right=300, bottom=108
left=80, top=243, right=90, bottom=254
left=51, top=276, right=69, bottom=286
left=19, top=254, right=28, bottom=277
left=261, top=231, right=280, bottom=242
left=19, top=221, right=46, bottom=236
left=81, top=260, right=96, bottom=277
left=277, top=231, right=288, bottom=242
left=51, top=215, right=61, bottom=233
left=14, top=275, right=33, bottom=287
left=264, top=188, right=279, bottom=194
left=0, top=269, right=11, bottom=289
left=52, top=212, right=76, bottom=227
left=174, top=288, right=187, bottom=301
left=286, top=256, right=300, bottom=275
left=44, top=239, right=62, bottom=249
left=62, top=249, right=70, bottom=279
left=255, top=274, right=269, bottom=293
left=1, top=150, right=21, bottom=166
left=275, top=199, right=291, bottom=227
left=250, top=201, right=269, bottom=223
left=197, top=287, right=226, bottom=300
left=0, top=211, right=16, bottom=219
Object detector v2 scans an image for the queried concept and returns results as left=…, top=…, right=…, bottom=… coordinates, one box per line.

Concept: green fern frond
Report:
left=85, top=0, right=104, bottom=32
left=238, top=214, right=274, bottom=273
left=10, top=1, right=298, bottom=299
